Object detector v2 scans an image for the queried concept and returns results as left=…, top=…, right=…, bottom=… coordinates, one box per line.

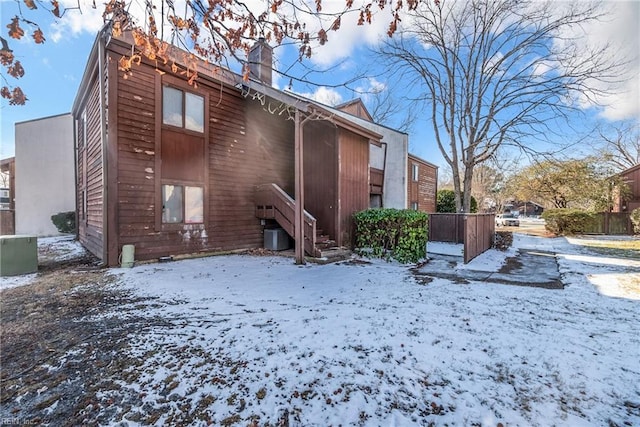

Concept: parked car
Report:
left=496, top=213, right=520, bottom=227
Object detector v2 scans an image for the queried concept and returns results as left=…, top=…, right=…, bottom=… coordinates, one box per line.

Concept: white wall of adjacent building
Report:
left=15, top=113, right=75, bottom=236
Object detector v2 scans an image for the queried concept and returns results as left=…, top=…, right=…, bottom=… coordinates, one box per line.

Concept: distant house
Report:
left=408, top=154, right=438, bottom=212
left=613, top=163, right=640, bottom=212
left=14, top=114, right=75, bottom=236
left=513, top=201, right=544, bottom=217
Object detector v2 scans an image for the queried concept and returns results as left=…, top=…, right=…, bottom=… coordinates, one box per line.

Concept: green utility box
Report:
left=0, top=235, right=38, bottom=276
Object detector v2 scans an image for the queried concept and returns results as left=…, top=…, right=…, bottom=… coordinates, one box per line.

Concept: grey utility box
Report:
left=264, top=228, right=291, bottom=251
left=0, top=235, right=38, bottom=276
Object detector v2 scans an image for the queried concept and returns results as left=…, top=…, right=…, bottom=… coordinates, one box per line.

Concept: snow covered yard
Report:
left=1, top=233, right=639, bottom=426
left=93, top=234, right=640, bottom=426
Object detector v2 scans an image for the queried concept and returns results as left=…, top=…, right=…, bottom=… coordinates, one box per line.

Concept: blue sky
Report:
left=1, top=0, right=639, bottom=171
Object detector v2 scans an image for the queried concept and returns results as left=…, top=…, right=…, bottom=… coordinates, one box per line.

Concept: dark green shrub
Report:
left=436, top=189, right=477, bottom=213
left=353, top=208, right=428, bottom=263
left=631, top=208, right=640, bottom=234
left=51, top=211, right=76, bottom=234
left=541, top=209, right=595, bottom=236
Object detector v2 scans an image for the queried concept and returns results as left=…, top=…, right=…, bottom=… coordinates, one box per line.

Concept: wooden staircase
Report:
left=255, top=183, right=338, bottom=257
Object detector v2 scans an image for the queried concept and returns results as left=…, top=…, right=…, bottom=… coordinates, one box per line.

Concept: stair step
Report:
left=316, top=234, right=331, bottom=243
left=312, top=247, right=352, bottom=264
left=315, top=240, right=336, bottom=250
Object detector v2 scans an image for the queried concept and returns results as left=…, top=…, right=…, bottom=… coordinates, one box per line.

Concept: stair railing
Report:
left=255, top=183, right=319, bottom=257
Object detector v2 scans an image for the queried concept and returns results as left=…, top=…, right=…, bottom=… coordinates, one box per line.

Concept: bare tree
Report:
left=376, top=0, right=623, bottom=212
left=596, top=120, right=640, bottom=171
left=363, top=81, right=419, bottom=133
left=2, top=0, right=421, bottom=105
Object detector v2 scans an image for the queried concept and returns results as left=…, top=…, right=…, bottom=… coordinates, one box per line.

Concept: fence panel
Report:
left=429, top=214, right=464, bottom=243
left=429, top=213, right=495, bottom=263
left=607, top=213, right=632, bottom=235
left=464, top=214, right=495, bottom=263
left=582, top=212, right=632, bottom=235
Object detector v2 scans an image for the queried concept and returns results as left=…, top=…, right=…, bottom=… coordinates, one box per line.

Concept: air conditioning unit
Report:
left=0, top=235, right=38, bottom=276
left=264, top=228, right=291, bottom=251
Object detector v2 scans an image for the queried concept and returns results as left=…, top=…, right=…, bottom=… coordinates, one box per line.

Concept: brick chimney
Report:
left=248, top=37, right=273, bottom=86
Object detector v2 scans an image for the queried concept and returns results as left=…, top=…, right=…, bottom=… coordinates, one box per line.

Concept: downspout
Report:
left=380, top=141, right=387, bottom=207
left=98, top=31, right=108, bottom=264
left=73, top=117, right=79, bottom=241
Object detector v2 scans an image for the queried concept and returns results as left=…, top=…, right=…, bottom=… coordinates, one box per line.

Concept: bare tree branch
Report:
left=376, top=0, right=626, bottom=212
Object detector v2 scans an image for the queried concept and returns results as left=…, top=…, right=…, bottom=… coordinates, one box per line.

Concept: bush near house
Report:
left=631, top=208, right=640, bottom=235
left=353, top=208, right=428, bottom=263
left=541, top=209, right=595, bottom=236
left=436, top=189, right=478, bottom=213
left=51, top=211, right=76, bottom=234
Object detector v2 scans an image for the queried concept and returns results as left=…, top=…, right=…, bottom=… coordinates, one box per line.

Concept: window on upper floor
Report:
left=162, top=86, right=204, bottom=133
left=412, top=163, right=419, bottom=182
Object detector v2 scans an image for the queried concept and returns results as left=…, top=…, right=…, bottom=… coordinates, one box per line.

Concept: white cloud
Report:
left=551, top=1, right=640, bottom=121
left=587, top=1, right=640, bottom=121
left=295, top=86, right=343, bottom=106
left=49, top=0, right=105, bottom=42
left=294, top=2, right=396, bottom=67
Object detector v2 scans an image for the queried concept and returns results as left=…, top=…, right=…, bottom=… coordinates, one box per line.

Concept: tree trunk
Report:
left=462, top=163, right=475, bottom=213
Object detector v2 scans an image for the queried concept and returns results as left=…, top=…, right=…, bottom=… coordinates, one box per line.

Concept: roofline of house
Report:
left=408, top=152, right=439, bottom=169
left=334, top=98, right=374, bottom=121
left=15, top=112, right=72, bottom=126
left=317, top=98, right=410, bottom=137
left=72, top=25, right=110, bottom=116
left=0, top=156, right=15, bottom=166
left=620, top=163, right=640, bottom=176
left=240, top=82, right=383, bottom=141
left=73, top=28, right=382, bottom=143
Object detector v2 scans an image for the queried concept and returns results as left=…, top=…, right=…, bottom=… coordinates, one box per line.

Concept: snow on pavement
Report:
left=97, top=234, right=640, bottom=426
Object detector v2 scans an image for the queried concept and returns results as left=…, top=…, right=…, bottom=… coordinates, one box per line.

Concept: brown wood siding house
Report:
left=408, top=154, right=438, bottom=212
left=72, top=30, right=380, bottom=266
left=335, top=99, right=438, bottom=212
left=614, top=163, right=640, bottom=212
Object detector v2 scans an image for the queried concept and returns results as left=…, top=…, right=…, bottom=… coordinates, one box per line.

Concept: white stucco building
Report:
left=15, top=113, right=75, bottom=236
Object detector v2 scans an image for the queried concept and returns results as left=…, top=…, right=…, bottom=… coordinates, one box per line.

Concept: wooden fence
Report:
left=429, top=213, right=495, bottom=263
left=0, top=210, right=15, bottom=235
left=583, top=212, right=633, bottom=235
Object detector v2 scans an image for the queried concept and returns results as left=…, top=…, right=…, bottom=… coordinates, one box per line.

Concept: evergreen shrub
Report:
left=353, top=208, right=428, bottom=263
left=51, top=211, right=76, bottom=234
left=630, top=208, right=640, bottom=234
left=541, top=209, right=594, bottom=236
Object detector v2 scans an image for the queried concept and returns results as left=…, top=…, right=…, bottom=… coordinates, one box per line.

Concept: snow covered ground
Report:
left=92, top=233, right=639, bottom=426
left=0, top=235, right=85, bottom=290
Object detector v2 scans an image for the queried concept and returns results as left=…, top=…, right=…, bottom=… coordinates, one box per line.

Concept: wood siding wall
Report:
left=408, top=155, right=437, bottom=212
left=337, top=129, right=370, bottom=247
left=80, top=40, right=375, bottom=264
left=114, top=59, right=157, bottom=259
left=303, top=120, right=337, bottom=240
left=104, top=44, right=298, bottom=264
left=616, top=165, right=640, bottom=212
left=77, top=72, right=105, bottom=260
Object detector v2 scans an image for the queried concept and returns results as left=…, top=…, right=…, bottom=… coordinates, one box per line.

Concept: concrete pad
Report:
left=413, top=249, right=562, bottom=289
